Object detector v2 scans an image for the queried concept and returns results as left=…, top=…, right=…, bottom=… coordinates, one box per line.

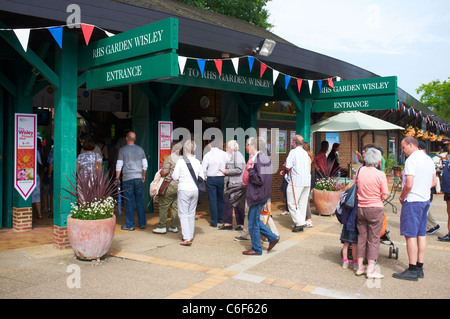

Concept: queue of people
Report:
left=45, top=126, right=449, bottom=281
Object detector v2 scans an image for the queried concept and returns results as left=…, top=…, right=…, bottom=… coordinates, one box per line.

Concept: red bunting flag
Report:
left=328, top=78, right=335, bottom=89
left=81, top=24, right=94, bottom=45
left=260, top=63, right=267, bottom=78
left=214, top=59, right=222, bottom=76
left=297, top=79, right=303, bottom=93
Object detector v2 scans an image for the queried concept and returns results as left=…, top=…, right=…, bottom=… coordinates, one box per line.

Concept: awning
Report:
left=311, top=111, right=404, bottom=133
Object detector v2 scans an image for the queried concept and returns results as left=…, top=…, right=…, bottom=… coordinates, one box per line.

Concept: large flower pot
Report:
left=313, top=189, right=342, bottom=216
left=67, top=214, right=116, bottom=260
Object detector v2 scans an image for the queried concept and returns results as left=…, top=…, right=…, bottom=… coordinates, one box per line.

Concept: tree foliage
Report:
left=175, top=0, right=273, bottom=30
left=417, top=77, right=450, bottom=121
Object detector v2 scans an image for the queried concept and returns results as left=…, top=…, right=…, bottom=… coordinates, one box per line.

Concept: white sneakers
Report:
left=153, top=227, right=167, bottom=234
left=153, top=227, right=178, bottom=234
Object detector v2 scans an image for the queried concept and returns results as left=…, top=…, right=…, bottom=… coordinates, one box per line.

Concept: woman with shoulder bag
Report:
left=219, top=140, right=246, bottom=231
left=172, top=140, right=205, bottom=246
left=153, top=142, right=182, bottom=234
left=354, top=148, right=389, bottom=279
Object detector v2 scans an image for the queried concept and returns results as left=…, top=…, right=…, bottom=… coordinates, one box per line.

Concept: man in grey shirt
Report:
left=116, top=131, right=148, bottom=230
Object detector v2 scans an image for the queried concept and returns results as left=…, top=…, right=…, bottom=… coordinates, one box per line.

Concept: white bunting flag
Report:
left=272, top=70, right=279, bottom=84
left=104, top=30, right=115, bottom=37
left=178, top=56, right=187, bottom=75
left=13, top=29, right=31, bottom=52
left=308, top=80, right=314, bottom=94
left=231, top=58, right=239, bottom=74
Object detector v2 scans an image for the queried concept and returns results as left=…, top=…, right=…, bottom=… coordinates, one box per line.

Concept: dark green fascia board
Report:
left=0, top=72, right=17, bottom=96
left=0, top=21, right=59, bottom=89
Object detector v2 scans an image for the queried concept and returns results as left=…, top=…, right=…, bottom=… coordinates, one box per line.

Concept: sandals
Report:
left=180, top=240, right=192, bottom=246
left=281, top=211, right=289, bottom=216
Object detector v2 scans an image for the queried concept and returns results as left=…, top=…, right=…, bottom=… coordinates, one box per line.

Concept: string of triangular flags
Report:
left=0, top=23, right=115, bottom=52
left=178, top=55, right=342, bottom=95
left=394, top=100, right=448, bottom=133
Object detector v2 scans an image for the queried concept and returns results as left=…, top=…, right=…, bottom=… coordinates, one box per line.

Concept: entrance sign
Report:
left=312, top=94, right=397, bottom=113
left=14, top=113, right=37, bottom=200
left=79, top=18, right=178, bottom=70
left=158, top=121, right=173, bottom=170
left=311, top=76, right=397, bottom=112
left=160, top=57, right=273, bottom=96
left=86, top=53, right=178, bottom=90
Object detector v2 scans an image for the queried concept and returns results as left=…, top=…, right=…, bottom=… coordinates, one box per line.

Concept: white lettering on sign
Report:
left=321, top=82, right=389, bottom=94
left=106, top=65, right=143, bottom=82
left=334, top=100, right=370, bottom=109
left=185, top=68, right=270, bottom=88
left=92, top=29, right=164, bottom=59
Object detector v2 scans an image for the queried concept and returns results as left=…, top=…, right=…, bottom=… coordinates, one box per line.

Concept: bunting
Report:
left=1, top=23, right=115, bottom=51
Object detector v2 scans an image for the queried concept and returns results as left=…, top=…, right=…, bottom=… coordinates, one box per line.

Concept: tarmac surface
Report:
left=0, top=190, right=449, bottom=305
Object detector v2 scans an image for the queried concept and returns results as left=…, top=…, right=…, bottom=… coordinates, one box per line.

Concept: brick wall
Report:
left=53, top=225, right=71, bottom=250
left=12, top=207, right=33, bottom=232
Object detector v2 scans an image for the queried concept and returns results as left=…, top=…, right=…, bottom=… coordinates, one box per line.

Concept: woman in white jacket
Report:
left=172, top=140, right=205, bottom=246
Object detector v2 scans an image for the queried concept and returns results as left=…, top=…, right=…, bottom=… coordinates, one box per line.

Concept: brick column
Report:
left=12, top=207, right=32, bottom=232
left=53, top=225, right=71, bottom=250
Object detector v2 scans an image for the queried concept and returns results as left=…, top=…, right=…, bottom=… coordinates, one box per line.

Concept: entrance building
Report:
left=1, top=0, right=447, bottom=249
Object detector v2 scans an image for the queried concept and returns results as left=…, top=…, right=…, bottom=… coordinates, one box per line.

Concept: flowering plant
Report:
left=70, top=197, right=116, bottom=220
left=314, top=177, right=347, bottom=192
left=62, top=166, right=120, bottom=220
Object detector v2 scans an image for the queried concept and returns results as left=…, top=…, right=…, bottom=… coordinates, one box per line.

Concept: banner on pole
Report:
left=14, top=113, right=37, bottom=200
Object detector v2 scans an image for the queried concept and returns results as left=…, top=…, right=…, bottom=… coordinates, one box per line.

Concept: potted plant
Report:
left=383, top=154, right=397, bottom=183
left=313, top=160, right=348, bottom=216
left=392, top=164, right=403, bottom=178
left=62, top=168, right=118, bottom=260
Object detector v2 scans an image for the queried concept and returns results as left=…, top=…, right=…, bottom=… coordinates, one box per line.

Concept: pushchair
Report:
left=341, top=215, right=399, bottom=260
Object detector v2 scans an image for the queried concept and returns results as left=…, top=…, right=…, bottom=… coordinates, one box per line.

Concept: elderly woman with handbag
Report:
left=354, top=148, right=389, bottom=279
left=172, top=140, right=205, bottom=246
left=219, top=140, right=246, bottom=230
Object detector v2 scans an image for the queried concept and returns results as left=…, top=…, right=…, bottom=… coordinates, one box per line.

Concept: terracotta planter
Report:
left=313, top=188, right=342, bottom=216
left=67, top=214, right=116, bottom=260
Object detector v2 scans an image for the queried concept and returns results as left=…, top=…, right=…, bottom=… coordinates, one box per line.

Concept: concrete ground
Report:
left=0, top=191, right=449, bottom=303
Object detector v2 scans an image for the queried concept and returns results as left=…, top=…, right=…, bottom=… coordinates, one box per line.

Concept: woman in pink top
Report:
left=355, top=148, right=389, bottom=279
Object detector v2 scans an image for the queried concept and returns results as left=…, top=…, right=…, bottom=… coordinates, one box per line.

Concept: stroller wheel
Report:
left=395, top=247, right=399, bottom=260
left=389, top=246, right=393, bottom=259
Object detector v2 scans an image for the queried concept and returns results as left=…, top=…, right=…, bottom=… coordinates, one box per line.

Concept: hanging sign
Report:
left=311, top=76, right=397, bottom=112
left=158, top=121, right=173, bottom=170
left=85, top=53, right=178, bottom=90
left=78, top=18, right=178, bottom=70
left=14, top=113, right=37, bottom=200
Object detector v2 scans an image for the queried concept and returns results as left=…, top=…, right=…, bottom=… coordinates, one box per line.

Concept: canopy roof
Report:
left=310, top=111, right=404, bottom=133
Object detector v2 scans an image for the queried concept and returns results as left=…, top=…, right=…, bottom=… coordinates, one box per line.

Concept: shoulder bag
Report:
left=344, top=167, right=361, bottom=209
left=185, top=158, right=206, bottom=192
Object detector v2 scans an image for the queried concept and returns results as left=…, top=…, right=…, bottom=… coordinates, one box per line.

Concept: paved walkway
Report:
left=0, top=193, right=449, bottom=301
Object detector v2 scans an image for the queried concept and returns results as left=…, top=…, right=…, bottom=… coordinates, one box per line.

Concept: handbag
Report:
left=185, top=158, right=206, bottom=192
left=158, top=179, right=171, bottom=196
left=260, top=203, right=270, bottom=225
left=344, top=167, right=361, bottom=209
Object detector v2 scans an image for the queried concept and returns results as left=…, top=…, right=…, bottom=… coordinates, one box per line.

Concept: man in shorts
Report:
left=393, top=137, right=436, bottom=281
left=438, top=139, right=450, bottom=242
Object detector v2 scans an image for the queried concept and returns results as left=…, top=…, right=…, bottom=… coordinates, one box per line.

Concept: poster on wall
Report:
left=277, top=130, right=287, bottom=154
left=158, top=121, right=173, bottom=169
left=14, top=113, right=37, bottom=200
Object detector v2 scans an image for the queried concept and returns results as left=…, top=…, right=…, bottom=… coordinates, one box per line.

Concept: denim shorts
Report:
left=400, top=200, right=430, bottom=237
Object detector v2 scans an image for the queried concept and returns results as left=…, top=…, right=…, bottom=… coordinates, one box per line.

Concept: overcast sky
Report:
left=265, top=0, right=450, bottom=99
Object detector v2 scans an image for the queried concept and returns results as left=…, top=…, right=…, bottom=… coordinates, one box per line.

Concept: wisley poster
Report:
left=14, top=113, right=37, bottom=200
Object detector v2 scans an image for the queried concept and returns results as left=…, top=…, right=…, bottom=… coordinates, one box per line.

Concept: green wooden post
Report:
left=0, top=88, right=3, bottom=228
left=53, top=32, right=78, bottom=227
left=12, top=63, right=33, bottom=209
left=2, top=93, right=14, bottom=228
left=297, top=100, right=312, bottom=143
